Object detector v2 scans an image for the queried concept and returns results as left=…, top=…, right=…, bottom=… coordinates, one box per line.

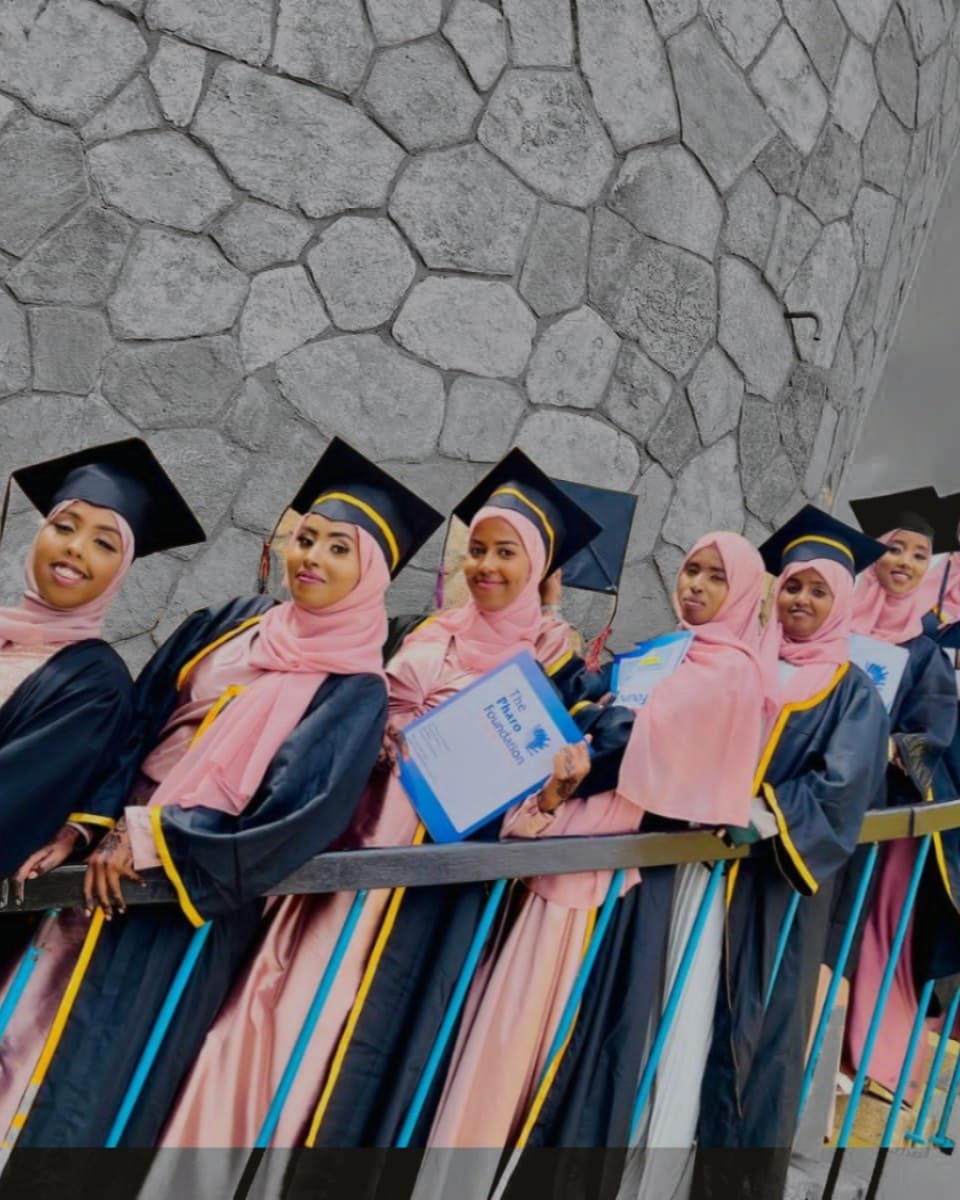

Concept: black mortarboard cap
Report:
left=11, top=438, right=205, bottom=558
left=554, top=479, right=637, bottom=593
left=288, top=437, right=443, bottom=577
left=849, top=486, right=954, bottom=554
left=936, top=490, right=960, bottom=548
left=759, top=504, right=888, bottom=577
left=452, top=449, right=602, bottom=576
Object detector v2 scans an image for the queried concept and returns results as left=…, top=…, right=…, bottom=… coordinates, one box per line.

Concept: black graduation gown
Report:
left=824, top=633, right=957, bottom=977
left=18, top=597, right=388, bottom=1148
left=689, top=666, right=887, bottom=1200
left=909, top=624, right=960, bottom=1007
left=0, top=640, right=132, bottom=878
left=279, top=649, right=630, bottom=1185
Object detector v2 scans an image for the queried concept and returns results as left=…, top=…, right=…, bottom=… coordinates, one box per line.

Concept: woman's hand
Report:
left=539, top=740, right=591, bottom=813
left=13, top=826, right=81, bottom=903
left=83, top=818, right=142, bottom=919
left=375, top=723, right=407, bottom=774
left=889, top=737, right=905, bottom=771
left=539, top=569, right=563, bottom=610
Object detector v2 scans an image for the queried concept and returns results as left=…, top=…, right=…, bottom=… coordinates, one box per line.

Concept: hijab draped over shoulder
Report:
left=615, top=531, right=767, bottom=827
left=145, top=522, right=389, bottom=818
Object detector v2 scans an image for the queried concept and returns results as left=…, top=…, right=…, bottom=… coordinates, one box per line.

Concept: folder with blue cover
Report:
left=398, top=650, right=586, bottom=843
left=611, top=630, right=694, bottom=708
left=848, top=633, right=908, bottom=712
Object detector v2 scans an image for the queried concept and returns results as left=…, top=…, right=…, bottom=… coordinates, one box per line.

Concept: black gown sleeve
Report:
left=0, top=641, right=133, bottom=876
left=760, top=675, right=889, bottom=896
left=151, top=672, right=388, bottom=922
left=890, top=636, right=957, bottom=798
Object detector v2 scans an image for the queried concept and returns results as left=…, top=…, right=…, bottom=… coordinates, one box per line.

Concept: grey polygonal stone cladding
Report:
left=0, top=0, right=958, bottom=652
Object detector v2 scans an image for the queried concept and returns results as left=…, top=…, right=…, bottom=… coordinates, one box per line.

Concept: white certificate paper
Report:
left=611, top=630, right=694, bottom=708
left=848, top=633, right=908, bottom=713
left=398, top=651, right=584, bottom=843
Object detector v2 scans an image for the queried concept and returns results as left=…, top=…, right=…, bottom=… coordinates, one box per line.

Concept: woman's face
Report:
left=676, top=543, right=729, bottom=625
left=873, top=530, right=932, bottom=596
left=32, top=500, right=125, bottom=609
left=286, top=513, right=361, bottom=609
left=463, top=516, right=532, bottom=612
left=778, top=566, right=834, bottom=639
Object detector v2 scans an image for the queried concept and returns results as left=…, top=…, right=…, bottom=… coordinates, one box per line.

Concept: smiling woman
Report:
left=32, top=500, right=127, bottom=609
left=10, top=438, right=443, bottom=1151
left=286, top=514, right=362, bottom=610
left=695, top=507, right=890, bottom=1198
left=463, top=514, right=532, bottom=610
left=0, top=439, right=204, bottom=881
left=778, top=566, right=835, bottom=639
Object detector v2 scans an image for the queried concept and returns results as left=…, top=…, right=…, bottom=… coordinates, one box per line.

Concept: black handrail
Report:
left=4, top=800, right=958, bottom=913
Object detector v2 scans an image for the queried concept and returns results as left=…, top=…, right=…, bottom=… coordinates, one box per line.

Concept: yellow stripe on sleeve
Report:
left=66, top=813, right=116, bottom=830
left=762, top=782, right=819, bottom=895
left=150, top=807, right=206, bottom=929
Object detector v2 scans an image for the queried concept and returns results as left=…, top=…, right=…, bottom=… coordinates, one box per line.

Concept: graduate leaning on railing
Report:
left=0, top=440, right=204, bottom=884
left=838, top=489, right=960, bottom=1121
left=3, top=805, right=959, bottom=1182
left=134, top=450, right=631, bottom=1200
left=0, top=439, right=443, bottom=1153
left=491, top=530, right=768, bottom=1200
left=400, top=533, right=768, bottom=1200
left=691, top=509, right=890, bottom=1200
left=0, top=439, right=204, bottom=1151
left=6, top=451, right=960, bottom=1200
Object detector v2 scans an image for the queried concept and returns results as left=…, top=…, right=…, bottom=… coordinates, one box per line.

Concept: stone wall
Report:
left=1, top=0, right=959, bottom=666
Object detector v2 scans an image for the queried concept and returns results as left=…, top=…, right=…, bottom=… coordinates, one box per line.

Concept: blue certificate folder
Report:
left=398, top=650, right=585, bottom=844
left=611, top=630, right=694, bottom=708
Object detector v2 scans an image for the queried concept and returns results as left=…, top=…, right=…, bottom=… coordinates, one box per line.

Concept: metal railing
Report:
left=1, top=798, right=959, bottom=1174
left=3, top=800, right=952, bottom=913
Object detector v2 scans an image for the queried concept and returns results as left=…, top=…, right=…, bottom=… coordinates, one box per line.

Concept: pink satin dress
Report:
left=161, top=636, right=477, bottom=1147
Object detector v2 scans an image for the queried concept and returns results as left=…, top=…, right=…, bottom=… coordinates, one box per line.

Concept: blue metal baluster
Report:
left=931, top=1033, right=960, bottom=1150
left=837, top=836, right=931, bottom=1148
left=629, top=860, right=725, bottom=1141
left=105, top=921, right=213, bottom=1147
left=255, top=889, right=369, bottom=1149
left=0, top=909, right=58, bottom=1045
left=880, top=978, right=935, bottom=1147
left=488, top=868, right=627, bottom=1200
left=765, top=891, right=801, bottom=1009
left=906, top=983, right=960, bottom=1145
left=394, top=876, right=509, bottom=1148
left=799, top=844, right=879, bottom=1117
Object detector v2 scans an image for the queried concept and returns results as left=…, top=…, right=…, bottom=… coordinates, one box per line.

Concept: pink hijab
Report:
left=146, top=522, right=389, bottom=817
left=404, top=506, right=569, bottom=674
left=761, top=558, right=854, bottom=708
left=0, top=499, right=136, bottom=651
left=615, top=532, right=767, bottom=827
left=851, top=529, right=932, bottom=644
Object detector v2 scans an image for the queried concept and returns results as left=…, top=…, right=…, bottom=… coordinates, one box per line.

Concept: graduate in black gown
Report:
left=13, top=439, right=442, bottom=1150
left=692, top=508, right=889, bottom=1200
left=823, top=489, right=958, bottom=994
left=280, top=456, right=637, bottom=1200
left=0, top=439, right=203, bottom=883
